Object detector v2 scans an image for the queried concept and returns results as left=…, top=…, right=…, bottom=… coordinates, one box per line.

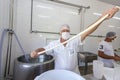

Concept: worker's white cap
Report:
left=60, top=24, right=70, bottom=31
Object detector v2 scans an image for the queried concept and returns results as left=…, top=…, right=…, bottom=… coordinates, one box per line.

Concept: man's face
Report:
left=109, top=36, right=117, bottom=41
left=60, top=29, right=70, bottom=40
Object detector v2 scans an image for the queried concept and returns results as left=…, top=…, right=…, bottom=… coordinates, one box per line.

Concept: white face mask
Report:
left=61, top=32, right=70, bottom=40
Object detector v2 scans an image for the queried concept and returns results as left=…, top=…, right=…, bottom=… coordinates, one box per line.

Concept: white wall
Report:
left=0, top=0, right=120, bottom=79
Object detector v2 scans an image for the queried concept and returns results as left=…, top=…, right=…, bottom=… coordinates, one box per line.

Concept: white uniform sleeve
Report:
left=79, top=36, right=83, bottom=45
left=73, top=36, right=82, bottom=46
left=69, top=36, right=82, bottom=53
left=98, top=42, right=104, bottom=52
left=44, top=42, right=54, bottom=55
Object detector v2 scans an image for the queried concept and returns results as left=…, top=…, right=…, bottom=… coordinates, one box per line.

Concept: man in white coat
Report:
left=30, top=7, right=119, bottom=74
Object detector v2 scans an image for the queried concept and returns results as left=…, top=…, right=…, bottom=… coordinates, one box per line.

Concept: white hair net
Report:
left=106, top=32, right=116, bottom=38
left=60, top=24, right=70, bottom=31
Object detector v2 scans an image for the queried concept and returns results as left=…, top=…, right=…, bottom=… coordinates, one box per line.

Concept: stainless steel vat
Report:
left=13, top=54, right=54, bottom=80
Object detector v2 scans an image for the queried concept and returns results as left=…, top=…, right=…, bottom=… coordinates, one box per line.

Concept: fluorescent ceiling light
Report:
left=108, top=25, right=115, bottom=28
left=66, top=11, right=78, bottom=15
left=113, top=17, right=120, bottom=20
left=36, top=5, right=54, bottom=10
left=93, top=13, right=101, bottom=16
left=23, top=65, right=30, bottom=68
left=38, top=15, right=50, bottom=18
left=93, top=13, right=120, bottom=20
left=108, top=25, right=120, bottom=29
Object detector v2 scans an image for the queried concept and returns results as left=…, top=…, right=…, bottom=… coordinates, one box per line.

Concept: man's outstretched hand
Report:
left=102, top=6, right=119, bottom=19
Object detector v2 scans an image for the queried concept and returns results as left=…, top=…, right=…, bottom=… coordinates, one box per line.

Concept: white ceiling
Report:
left=98, top=0, right=120, bottom=6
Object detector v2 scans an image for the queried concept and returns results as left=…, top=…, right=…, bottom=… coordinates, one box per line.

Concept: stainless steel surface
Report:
left=78, top=52, right=97, bottom=62
left=13, top=54, right=54, bottom=80
left=78, top=52, right=97, bottom=75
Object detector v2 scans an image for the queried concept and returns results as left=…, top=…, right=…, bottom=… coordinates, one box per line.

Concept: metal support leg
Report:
left=84, top=61, right=88, bottom=75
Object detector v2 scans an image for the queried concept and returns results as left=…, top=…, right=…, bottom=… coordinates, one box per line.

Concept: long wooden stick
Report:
left=116, top=6, right=120, bottom=9
left=38, top=6, right=119, bottom=55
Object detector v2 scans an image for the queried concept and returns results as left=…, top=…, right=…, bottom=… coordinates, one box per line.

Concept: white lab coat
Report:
left=44, top=37, right=82, bottom=74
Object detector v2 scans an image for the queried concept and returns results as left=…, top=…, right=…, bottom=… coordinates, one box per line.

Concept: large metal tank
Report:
left=13, top=54, right=54, bottom=80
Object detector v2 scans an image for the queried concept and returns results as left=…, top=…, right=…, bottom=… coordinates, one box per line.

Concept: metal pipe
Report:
left=4, top=32, right=13, bottom=78
left=31, top=30, right=76, bottom=35
left=89, top=35, right=105, bottom=38
left=0, top=29, right=8, bottom=78
left=48, top=0, right=90, bottom=9
left=4, top=0, right=14, bottom=79
left=9, top=0, right=14, bottom=29
left=30, top=0, right=33, bottom=33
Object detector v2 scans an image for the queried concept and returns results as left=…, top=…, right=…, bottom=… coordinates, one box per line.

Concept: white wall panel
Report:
left=32, top=0, right=81, bottom=34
